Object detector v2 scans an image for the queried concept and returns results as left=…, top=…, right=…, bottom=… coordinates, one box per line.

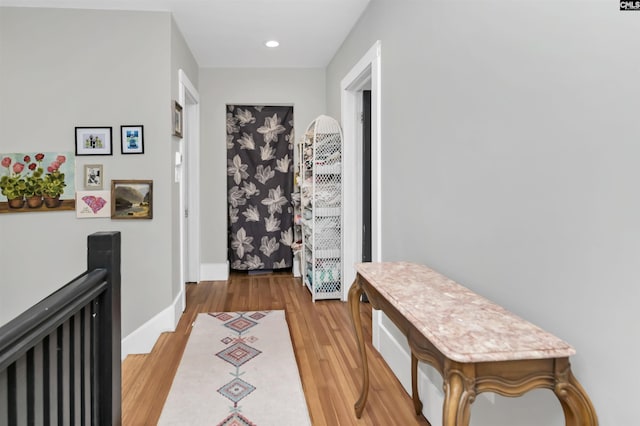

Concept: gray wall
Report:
left=0, top=7, right=198, bottom=339
left=199, top=68, right=326, bottom=266
left=327, top=0, right=638, bottom=424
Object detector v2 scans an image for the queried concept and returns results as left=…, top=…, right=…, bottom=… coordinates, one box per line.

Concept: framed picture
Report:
left=111, top=179, right=152, bottom=219
left=0, top=151, right=76, bottom=213
left=173, top=101, right=183, bottom=137
left=76, top=190, right=110, bottom=218
left=84, top=164, right=103, bottom=189
left=75, top=127, right=113, bottom=156
left=121, top=125, right=144, bottom=154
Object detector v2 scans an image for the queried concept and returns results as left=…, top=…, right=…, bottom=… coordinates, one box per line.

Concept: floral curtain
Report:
left=226, top=105, right=295, bottom=271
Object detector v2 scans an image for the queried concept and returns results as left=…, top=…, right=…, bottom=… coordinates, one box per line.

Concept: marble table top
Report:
left=355, top=262, right=575, bottom=363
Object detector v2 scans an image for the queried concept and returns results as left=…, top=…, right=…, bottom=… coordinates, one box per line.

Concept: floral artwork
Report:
left=0, top=151, right=75, bottom=213
left=76, top=190, right=110, bottom=218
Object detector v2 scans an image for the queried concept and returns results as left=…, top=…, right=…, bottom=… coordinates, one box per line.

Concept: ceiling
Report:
left=0, top=0, right=371, bottom=68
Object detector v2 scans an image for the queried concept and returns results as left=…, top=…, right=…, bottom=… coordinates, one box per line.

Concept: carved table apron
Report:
left=348, top=262, right=598, bottom=425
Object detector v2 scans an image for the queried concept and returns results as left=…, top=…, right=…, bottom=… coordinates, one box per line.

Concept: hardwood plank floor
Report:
left=122, top=271, right=431, bottom=425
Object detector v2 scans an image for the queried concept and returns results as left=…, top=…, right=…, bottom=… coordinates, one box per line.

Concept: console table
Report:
left=348, top=262, right=598, bottom=425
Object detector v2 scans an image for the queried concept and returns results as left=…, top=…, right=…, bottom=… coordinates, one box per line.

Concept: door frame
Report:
left=341, top=41, right=382, bottom=300
left=178, top=69, right=200, bottom=312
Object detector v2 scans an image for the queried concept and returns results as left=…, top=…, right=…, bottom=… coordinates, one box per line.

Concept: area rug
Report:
left=158, top=310, right=311, bottom=426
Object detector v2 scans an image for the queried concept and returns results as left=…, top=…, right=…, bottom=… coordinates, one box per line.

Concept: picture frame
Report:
left=84, top=164, right=104, bottom=189
left=75, top=127, right=113, bottom=156
left=0, top=151, right=76, bottom=213
left=121, top=125, right=144, bottom=154
left=76, top=190, right=110, bottom=218
left=173, top=101, right=183, bottom=138
left=111, top=179, right=153, bottom=219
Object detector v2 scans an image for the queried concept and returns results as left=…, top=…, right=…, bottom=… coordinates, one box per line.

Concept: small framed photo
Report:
left=84, top=164, right=104, bottom=189
left=111, top=179, right=153, bottom=219
left=173, top=101, right=183, bottom=138
left=76, top=190, right=111, bottom=218
left=75, top=127, right=113, bottom=156
left=121, top=125, right=144, bottom=154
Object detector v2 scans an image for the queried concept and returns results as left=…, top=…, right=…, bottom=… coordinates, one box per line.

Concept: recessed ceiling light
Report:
left=265, top=40, right=280, bottom=48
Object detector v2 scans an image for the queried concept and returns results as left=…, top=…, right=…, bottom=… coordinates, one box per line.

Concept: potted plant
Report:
left=23, top=153, right=45, bottom=208
left=42, top=155, right=67, bottom=208
left=0, top=156, right=27, bottom=208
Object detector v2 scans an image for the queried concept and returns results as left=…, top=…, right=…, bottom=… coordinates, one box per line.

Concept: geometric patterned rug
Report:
left=158, top=311, right=311, bottom=425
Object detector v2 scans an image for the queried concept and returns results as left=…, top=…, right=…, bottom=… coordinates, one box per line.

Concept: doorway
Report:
left=361, top=90, right=372, bottom=303
left=341, top=41, right=382, bottom=300
left=226, top=105, right=295, bottom=272
left=362, top=89, right=372, bottom=265
left=178, top=70, right=200, bottom=315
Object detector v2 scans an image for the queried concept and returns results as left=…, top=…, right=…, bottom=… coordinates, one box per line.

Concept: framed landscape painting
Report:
left=111, top=179, right=152, bottom=219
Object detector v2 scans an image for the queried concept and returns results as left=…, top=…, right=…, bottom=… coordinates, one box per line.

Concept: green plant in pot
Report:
left=23, top=153, right=45, bottom=208
left=0, top=156, right=27, bottom=208
left=42, top=155, right=67, bottom=208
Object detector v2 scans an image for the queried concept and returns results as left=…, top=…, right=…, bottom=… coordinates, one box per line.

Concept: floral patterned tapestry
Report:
left=227, top=105, right=294, bottom=271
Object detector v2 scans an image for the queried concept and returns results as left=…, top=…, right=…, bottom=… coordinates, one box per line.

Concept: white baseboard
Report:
left=375, top=311, right=413, bottom=392
left=373, top=311, right=494, bottom=424
left=200, top=262, right=229, bottom=281
left=373, top=311, right=444, bottom=425
left=375, top=311, right=443, bottom=422
left=121, top=292, right=183, bottom=360
left=173, top=286, right=184, bottom=329
left=293, top=255, right=301, bottom=277
left=121, top=263, right=227, bottom=360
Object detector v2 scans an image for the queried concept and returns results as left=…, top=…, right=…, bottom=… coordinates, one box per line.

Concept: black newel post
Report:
left=87, top=231, right=122, bottom=426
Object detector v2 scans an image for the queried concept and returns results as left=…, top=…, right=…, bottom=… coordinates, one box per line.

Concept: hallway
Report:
left=122, top=272, right=431, bottom=425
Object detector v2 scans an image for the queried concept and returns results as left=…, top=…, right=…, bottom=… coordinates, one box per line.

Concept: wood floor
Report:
left=121, top=271, right=431, bottom=425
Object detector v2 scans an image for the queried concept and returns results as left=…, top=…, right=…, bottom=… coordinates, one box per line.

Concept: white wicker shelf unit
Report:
left=299, top=115, right=343, bottom=301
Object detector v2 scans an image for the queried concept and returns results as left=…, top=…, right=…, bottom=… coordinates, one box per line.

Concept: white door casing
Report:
left=178, top=69, right=200, bottom=313
left=340, top=41, right=382, bottom=301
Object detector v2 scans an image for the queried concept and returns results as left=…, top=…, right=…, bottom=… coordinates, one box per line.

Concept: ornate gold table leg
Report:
left=553, top=358, right=599, bottom=426
left=442, top=361, right=475, bottom=426
left=411, top=352, right=424, bottom=415
left=348, top=276, right=369, bottom=418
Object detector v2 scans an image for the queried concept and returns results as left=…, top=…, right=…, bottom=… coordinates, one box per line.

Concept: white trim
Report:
left=179, top=69, right=199, bottom=104
left=185, top=98, right=200, bottom=281
left=372, top=308, right=382, bottom=348
left=178, top=69, right=200, bottom=313
left=340, top=40, right=382, bottom=300
left=377, top=315, right=412, bottom=392
left=120, top=292, right=182, bottom=359
left=375, top=314, right=446, bottom=423
left=200, top=262, right=230, bottom=281
left=173, top=286, right=184, bottom=327
left=292, top=255, right=301, bottom=277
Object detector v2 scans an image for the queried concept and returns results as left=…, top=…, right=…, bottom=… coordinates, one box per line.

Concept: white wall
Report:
left=0, top=8, right=198, bottom=347
left=198, top=68, right=326, bottom=269
left=327, top=1, right=639, bottom=425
